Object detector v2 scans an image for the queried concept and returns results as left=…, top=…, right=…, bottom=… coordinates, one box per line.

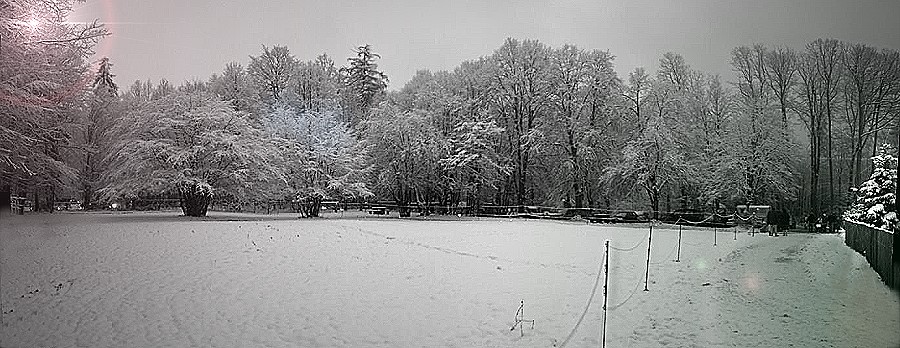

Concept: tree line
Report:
left=3, top=2, right=899, bottom=217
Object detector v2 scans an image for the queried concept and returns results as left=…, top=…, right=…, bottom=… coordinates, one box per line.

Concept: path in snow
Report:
left=712, top=232, right=899, bottom=348
left=616, top=229, right=900, bottom=348
left=0, top=212, right=897, bottom=347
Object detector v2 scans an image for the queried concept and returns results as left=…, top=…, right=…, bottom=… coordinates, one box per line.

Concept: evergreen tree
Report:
left=845, top=144, right=897, bottom=229
left=341, top=45, right=389, bottom=125
left=78, top=57, right=120, bottom=209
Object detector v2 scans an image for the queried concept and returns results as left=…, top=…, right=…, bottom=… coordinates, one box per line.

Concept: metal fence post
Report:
left=644, top=223, right=653, bottom=291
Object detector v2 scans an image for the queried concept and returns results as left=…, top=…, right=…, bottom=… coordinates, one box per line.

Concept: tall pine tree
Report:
left=341, top=45, right=388, bottom=126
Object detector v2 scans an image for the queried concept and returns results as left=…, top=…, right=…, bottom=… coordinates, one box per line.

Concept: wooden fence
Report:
left=843, top=220, right=899, bottom=290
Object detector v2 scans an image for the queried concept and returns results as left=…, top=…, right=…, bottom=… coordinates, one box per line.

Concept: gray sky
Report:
left=72, top=0, right=900, bottom=90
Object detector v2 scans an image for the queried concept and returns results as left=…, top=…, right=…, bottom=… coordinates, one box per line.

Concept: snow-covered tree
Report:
left=703, top=105, right=798, bottom=206
left=699, top=47, right=799, bottom=207
left=266, top=100, right=370, bottom=217
left=1, top=0, right=107, bottom=208
left=102, top=91, right=283, bottom=216
left=545, top=46, right=623, bottom=207
left=488, top=38, right=554, bottom=207
left=604, top=112, right=691, bottom=218
left=392, top=65, right=497, bottom=209
left=395, top=69, right=460, bottom=134
left=366, top=103, right=446, bottom=216
left=75, top=57, right=120, bottom=209
left=845, top=144, right=897, bottom=229
left=209, top=62, right=261, bottom=117
left=440, top=117, right=508, bottom=210
left=341, top=45, right=389, bottom=125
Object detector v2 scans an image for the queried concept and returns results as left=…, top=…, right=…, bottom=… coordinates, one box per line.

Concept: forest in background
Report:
left=3, top=1, right=900, bottom=218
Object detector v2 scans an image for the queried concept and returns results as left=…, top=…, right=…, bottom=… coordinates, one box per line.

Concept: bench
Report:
left=368, top=206, right=388, bottom=215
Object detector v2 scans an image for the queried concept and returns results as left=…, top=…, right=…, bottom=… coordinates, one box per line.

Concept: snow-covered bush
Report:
left=845, top=144, right=897, bottom=230
left=265, top=99, right=371, bottom=217
left=102, top=91, right=283, bottom=217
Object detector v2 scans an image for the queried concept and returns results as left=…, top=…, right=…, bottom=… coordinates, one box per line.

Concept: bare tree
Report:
left=764, top=45, right=798, bottom=127
left=731, top=44, right=771, bottom=104
left=248, top=45, right=297, bottom=104
left=808, top=39, right=843, bottom=210
left=624, top=67, right=651, bottom=130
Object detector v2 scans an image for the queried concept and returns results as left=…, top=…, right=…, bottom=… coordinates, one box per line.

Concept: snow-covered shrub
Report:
left=102, top=91, right=283, bottom=217
left=265, top=99, right=371, bottom=217
left=845, top=144, right=897, bottom=230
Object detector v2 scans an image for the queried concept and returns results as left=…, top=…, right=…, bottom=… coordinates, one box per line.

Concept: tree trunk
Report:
left=397, top=186, right=411, bottom=217
left=0, top=185, right=9, bottom=214
left=303, top=197, right=321, bottom=217
left=178, top=181, right=211, bottom=217
left=827, top=104, right=835, bottom=211
left=810, top=119, right=820, bottom=216
left=780, top=101, right=788, bottom=129
left=645, top=184, right=660, bottom=220
left=517, top=150, right=528, bottom=210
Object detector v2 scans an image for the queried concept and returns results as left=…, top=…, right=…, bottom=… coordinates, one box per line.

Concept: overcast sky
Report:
left=72, top=0, right=900, bottom=90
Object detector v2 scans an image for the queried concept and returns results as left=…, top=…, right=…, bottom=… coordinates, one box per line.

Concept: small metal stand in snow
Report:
left=510, top=300, right=535, bottom=337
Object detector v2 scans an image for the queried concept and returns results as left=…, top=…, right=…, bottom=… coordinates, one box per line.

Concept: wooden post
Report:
left=602, top=240, right=610, bottom=348
left=676, top=225, right=682, bottom=262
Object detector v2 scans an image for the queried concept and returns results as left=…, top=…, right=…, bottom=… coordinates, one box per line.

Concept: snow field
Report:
left=1, top=212, right=898, bottom=347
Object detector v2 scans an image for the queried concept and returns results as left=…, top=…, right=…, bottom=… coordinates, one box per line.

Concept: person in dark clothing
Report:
left=766, top=208, right=778, bottom=236
left=778, top=208, right=790, bottom=235
left=825, top=212, right=840, bottom=234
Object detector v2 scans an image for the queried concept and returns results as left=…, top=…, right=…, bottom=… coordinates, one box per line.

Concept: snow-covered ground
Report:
left=1, top=212, right=897, bottom=347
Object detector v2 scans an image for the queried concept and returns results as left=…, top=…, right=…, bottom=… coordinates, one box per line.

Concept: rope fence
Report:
left=553, top=218, right=758, bottom=347
left=202, top=200, right=770, bottom=228
left=609, top=237, right=647, bottom=252
left=556, top=244, right=606, bottom=348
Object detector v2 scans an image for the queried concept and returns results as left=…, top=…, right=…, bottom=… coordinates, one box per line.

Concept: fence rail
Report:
left=843, top=220, right=898, bottom=290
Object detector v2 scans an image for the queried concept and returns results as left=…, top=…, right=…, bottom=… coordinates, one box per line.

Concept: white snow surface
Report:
left=1, top=212, right=898, bottom=347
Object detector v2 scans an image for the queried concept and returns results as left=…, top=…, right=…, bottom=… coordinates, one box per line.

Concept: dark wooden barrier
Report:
left=844, top=220, right=898, bottom=290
